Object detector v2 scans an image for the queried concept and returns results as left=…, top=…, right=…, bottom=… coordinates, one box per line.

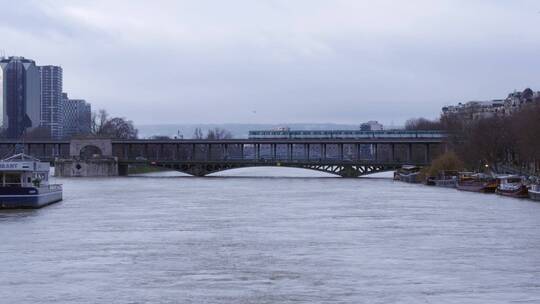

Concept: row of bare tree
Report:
left=0, top=109, right=139, bottom=140
left=192, top=128, right=233, bottom=140
left=91, top=109, right=138, bottom=139
left=149, top=128, right=233, bottom=140
left=406, top=104, right=540, bottom=172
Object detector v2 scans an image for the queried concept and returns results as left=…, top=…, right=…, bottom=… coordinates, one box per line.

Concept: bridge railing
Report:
left=113, top=141, right=442, bottom=165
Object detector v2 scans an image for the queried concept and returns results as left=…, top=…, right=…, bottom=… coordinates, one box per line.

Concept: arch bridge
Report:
left=0, top=136, right=446, bottom=177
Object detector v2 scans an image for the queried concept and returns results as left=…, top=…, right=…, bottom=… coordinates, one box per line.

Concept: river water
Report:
left=1, top=168, right=540, bottom=303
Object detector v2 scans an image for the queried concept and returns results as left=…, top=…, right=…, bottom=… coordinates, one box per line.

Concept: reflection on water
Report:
left=1, top=168, right=540, bottom=303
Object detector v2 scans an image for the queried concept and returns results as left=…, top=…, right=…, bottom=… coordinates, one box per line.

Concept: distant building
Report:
left=272, top=126, right=290, bottom=132
left=503, top=89, right=539, bottom=115
left=0, top=56, right=41, bottom=138
left=443, top=100, right=505, bottom=121
left=442, top=88, right=539, bottom=122
left=61, top=93, right=91, bottom=138
left=360, top=121, right=383, bottom=131
left=38, top=65, right=63, bottom=138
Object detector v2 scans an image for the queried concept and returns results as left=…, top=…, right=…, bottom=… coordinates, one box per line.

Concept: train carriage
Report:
left=248, top=130, right=445, bottom=140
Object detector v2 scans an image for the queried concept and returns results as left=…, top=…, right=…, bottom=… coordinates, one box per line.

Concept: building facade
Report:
left=442, top=88, right=540, bottom=122
left=38, top=65, right=63, bottom=138
left=360, top=121, right=384, bottom=131
left=61, top=93, right=91, bottom=138
left=0, top=56, right=41, bottom=138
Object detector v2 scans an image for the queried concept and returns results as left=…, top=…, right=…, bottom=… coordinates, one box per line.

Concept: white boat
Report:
left=529, top=184, right=540, bottom=201
left=394, top=165, right=421, bottom=183
left=0, top=154, right=63, bottom=209
left=426, top=171, right=459, bottom=186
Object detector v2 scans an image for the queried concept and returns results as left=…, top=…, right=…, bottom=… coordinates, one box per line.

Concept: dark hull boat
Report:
left=457, top=173, right=498, bottom=193
left=434, top=179, right=457, bottom=188
left=397, top=173, right=421, bottom=183
left=496, top=175, right=528, bottom=199
left=427, top=171, right=458, bottom=188
left=457, top=182, right=497, bottom=193
left=0, top=186, right=63, bottom=209
left=496, top=187, right=529, bottom=198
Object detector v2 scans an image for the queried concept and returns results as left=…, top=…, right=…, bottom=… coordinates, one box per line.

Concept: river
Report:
left=1, top=168, right=540, bottom=303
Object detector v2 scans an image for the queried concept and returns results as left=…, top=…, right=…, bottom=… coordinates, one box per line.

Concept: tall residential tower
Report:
left=0, top=56, right=41, bottom=138
left=38, top=65, right=63, bottom=138
left=61, top=93, right=91, bottom=138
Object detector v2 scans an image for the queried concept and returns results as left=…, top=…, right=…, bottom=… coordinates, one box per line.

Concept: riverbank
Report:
left=394, top=170, right=539, bottom=203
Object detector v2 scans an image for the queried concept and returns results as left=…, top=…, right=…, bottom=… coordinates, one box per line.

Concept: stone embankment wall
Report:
left=54, top=157, right=118, bottom=177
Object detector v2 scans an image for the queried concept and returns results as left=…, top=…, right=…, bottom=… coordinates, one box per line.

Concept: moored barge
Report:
left=457, top=172, right=498, bottom=193
left=432, top=170, right=459, bottom=188
left=495, top=175, right=528, bottom=199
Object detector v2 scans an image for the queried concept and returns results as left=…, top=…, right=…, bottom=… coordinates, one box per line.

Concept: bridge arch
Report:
left=69, top=139, right=113, bottom=158
left=149, top=162, right=401, bottom=178
left=79, top=145, right=103, bottom=159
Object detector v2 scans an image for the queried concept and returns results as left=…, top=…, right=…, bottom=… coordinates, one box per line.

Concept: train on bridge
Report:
left=248, top=130, right=446, bottom=140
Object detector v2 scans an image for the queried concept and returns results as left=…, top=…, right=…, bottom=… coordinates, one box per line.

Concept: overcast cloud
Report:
left=1, top=0, right=539, bottom=125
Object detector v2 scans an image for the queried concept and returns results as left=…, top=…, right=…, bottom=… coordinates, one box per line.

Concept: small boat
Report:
left=495, top=175, right=528, bottom=198
left=529, top=184, right=540, bottom=201
left=457, top=172, right=498, bottom=193
left=0, top=153, right=63, bottom=209
left=394, top=165, right=421, bottom=183
left=432, top=170, right=458, bottom=188
left=425, top=175, right=436, bottom=186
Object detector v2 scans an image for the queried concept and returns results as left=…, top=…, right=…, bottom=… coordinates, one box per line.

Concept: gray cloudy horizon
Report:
left=1, top=0, right=539, bottom=126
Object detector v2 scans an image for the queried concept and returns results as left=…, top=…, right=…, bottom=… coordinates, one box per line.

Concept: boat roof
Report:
left=496, top=174, right=522, bottom=179
left=472, top=173, right=493, bottom=178
left=1, top=153, right=41, bottom=162
left=401, top=165, right=420, bottom=170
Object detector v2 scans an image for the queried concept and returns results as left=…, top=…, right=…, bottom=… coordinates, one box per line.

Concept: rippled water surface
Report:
left=1, top=168, right=540, bottom=303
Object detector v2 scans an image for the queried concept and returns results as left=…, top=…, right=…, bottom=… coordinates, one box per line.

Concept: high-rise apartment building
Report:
left=61, top=93, right=91, bottom=138
left=0, top=56, right=41, bottom=138
left=38, top=65, right=63, bottom=138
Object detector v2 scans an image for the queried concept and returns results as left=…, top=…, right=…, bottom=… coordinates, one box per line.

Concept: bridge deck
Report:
left=0, top=137, right=445, bottom=177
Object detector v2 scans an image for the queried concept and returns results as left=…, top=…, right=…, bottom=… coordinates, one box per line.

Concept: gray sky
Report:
left=1, top=0, right=539, bottom=125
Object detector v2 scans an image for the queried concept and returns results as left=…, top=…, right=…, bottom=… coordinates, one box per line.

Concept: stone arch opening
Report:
left=80, top=145, right=103, bottom=159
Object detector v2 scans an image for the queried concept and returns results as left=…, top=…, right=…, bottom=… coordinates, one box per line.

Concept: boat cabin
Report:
left=0, top=154, right=50, bottom=188
left=400, top=165, right=421, bottom=174
left=497, top=175, right=523, bottom=185
left=460, top=172, right=494, bottom=181
left=458, top=172, right=474, bottom=178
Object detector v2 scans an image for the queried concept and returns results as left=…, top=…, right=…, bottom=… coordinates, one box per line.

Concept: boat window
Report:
left=4, top=173, right=21, bottom=186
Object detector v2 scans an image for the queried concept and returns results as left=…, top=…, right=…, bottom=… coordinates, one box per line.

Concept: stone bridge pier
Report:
left=55, top=139, right=119, bottom=177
